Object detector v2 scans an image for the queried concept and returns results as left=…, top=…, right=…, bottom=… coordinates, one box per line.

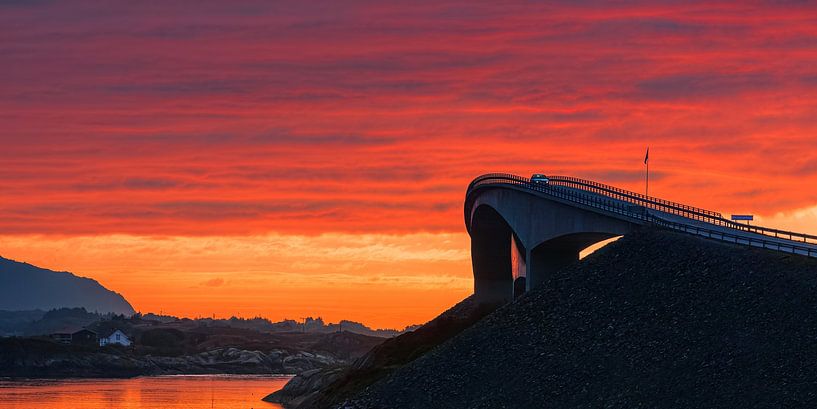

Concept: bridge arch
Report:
left=466, top=173, right=817, bottom=305
left=467, top=184, right=638, bottom=304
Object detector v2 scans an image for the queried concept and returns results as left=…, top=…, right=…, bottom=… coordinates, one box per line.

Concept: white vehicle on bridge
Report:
left=530, top=174, right=549, bottom=184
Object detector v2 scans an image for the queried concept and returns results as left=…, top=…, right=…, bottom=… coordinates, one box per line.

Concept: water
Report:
left=0, top=374, right=292, bottom=409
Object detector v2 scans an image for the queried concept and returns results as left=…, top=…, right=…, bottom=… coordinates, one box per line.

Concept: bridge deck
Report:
left=558, top=184, right=817, bottom=256
left=466, top=174, right=817, bottom=258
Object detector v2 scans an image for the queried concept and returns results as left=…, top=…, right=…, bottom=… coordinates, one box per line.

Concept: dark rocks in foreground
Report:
left=344, top=228, right=817, bottom=408
left=265, top=367, right=349, bottom=408
left=266, top=295, right=499, bottom=408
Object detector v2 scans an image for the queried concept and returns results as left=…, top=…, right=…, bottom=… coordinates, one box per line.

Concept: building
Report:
left=99, top=329, right=132, bottom=347
left=70, top=329, right=98, bottom=347
left=49, top=328, right=97, bottom=346
left=49, top=331, right=73, bottom=345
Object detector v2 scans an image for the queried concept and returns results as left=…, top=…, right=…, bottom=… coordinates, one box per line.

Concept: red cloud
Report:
left=2, top=1, right=817, bottom=236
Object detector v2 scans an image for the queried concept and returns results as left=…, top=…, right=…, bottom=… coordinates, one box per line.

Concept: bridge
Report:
left=465, top=173, right=817, bottom=304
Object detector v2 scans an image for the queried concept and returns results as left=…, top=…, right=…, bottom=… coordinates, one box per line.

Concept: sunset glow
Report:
left=3, top=1, right=817, bottom=328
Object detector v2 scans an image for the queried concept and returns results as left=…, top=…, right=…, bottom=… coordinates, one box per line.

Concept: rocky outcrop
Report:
left=341, top=227, right=817, bottom=408
left=265, top=294, right=500, bottom=408
left=0, top=338, right=346, bottom=378
left=1, top=322, right=384, bottom=379
left=264, top=367, right=348, bottom=408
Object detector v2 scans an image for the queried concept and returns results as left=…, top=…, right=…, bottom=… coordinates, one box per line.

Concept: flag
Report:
left=644, top=147, right=649, bottom=164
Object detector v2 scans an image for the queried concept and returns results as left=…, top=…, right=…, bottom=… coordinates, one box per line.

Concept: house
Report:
left=49, top=331, right=73, bottom=345
left=49, top=328, right=97, bottom=346
left=99, top=329, right=132, bottom=347
left=70, top=329, right=98, bottom=347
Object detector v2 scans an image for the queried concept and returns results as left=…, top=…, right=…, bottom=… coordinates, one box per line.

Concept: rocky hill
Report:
left=0, top=256, right=134, bottom=315
left=342, top=227, right=817, bottom=408
left=0, top=330, right=383, bottom=378
left=265, top=295, right=499, bottom=408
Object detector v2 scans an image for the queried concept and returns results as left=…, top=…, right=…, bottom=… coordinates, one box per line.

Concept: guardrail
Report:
left=649, top=214, right=816, bottom=257
left=548, top=175, right=722, bottom=220
left=546, top=175, right=817, bottom=245
left=465, top=173, right=817, bottom=258
left=464, top=173, right=652, bottom=229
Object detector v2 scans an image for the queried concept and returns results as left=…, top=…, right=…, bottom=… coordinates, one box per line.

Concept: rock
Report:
left=0, top=340, right=350, bottom=378
left=272, top=294, right=499, bottom=409
left=344, top=227, right=817, bottom=408
left=263, top=367, right=347, bottom=407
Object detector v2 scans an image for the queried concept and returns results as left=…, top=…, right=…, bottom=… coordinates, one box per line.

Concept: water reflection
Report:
left=0, top=374, right=291, bottom=409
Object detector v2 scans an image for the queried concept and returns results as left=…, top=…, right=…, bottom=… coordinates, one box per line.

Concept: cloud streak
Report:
left=2, top=2, right=817, bottom=237
left=3, top=1, right=817, bottom=326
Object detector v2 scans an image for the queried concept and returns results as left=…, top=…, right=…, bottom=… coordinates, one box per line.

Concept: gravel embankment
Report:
left=267, top=295, right=499, bottom=408
left=342, top=227, right=817, bottom=408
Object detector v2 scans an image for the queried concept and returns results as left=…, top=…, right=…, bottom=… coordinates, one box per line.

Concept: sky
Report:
left=2, top=1, right=817, bottom=328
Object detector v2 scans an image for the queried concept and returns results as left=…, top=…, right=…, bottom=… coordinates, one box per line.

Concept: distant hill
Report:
left=0, top=256, right=135, bottom=315
left=140, top=315, right=416, bottom=339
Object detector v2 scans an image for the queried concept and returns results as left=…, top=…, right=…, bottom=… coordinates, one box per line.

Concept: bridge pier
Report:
left=468, top=187, right=633, bottom=304
left=526, top=246, right=579, bottom=292
left=471, top=206, right=514, bottom=304
left=512, top=235, right=527, bottom=299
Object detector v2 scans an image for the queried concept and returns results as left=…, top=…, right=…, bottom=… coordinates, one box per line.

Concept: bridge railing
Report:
left=465, top=173, right=817, bottom=257
left=467, top=173, right=704, bottom=224
left=465, top=173, right=652, bottom=228
left=721, top=218, right=817, bottom=245
left=547, top=175, right=722, bottom=220
left=545, top=175, right=817, bottom=246
left=650, top=214, right=816, bottom=258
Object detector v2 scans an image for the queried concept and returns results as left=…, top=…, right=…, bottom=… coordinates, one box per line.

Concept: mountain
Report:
left=340, top=227, right=817, bottom=408
left=0, top=256, right=135, bottom=315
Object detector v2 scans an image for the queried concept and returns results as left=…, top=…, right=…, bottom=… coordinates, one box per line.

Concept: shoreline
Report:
left=0, top=373, right=296, bottom=381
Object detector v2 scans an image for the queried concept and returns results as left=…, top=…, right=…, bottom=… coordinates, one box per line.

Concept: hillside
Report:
left=265, top=295, right=498, bottom=408
left=0, top=310, right=387, bottom=379
left=0, top=256, right=134, bottom=315
left=343, top=227, right=817, bottom=408
left=0, top=329, right=384, bottom=378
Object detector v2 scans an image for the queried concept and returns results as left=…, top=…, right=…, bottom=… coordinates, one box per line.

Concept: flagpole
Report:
left=646, top=157, right=649, bottom=197
left=644, top=147, right=649, bottom=197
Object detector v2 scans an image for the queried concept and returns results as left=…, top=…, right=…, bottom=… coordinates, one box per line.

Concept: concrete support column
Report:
left=472, top=230, right=513, bottom=305
left=474, top=277, right=513, bottom=304
left=526, top=246, right=579, bottom=292
left=513, top=277, right=527, bottom=299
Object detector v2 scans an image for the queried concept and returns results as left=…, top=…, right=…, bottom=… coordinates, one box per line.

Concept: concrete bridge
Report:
left=465, top=173, right=817, bottom=304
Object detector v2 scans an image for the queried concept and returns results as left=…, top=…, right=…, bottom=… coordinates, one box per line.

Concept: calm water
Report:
left=0, top=374, right=292, bottom=409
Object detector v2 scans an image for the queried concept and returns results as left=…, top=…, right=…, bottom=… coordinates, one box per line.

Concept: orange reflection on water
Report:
left=0, top=375, right=291, bottom=409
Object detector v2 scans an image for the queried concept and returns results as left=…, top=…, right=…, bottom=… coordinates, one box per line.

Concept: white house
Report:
left=99, top=330, right=132, bottom=347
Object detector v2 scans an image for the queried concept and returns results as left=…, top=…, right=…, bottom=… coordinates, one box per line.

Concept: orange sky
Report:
left=2, top=1, right=817, bottom=328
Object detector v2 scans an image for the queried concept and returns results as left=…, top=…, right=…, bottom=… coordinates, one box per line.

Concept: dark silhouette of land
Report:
left=0, top=254, right=419, bottom=379
left=267, top=227, right=817, bottom=408
left=0, top=312, right=387, bottom=378
left=336, top=228, right=817, bottom=408
left=265, top=295, right=497, bottom=408
left=0, top=308, right=414, bottom=339
left=0, top=256, right=134, bottom=315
